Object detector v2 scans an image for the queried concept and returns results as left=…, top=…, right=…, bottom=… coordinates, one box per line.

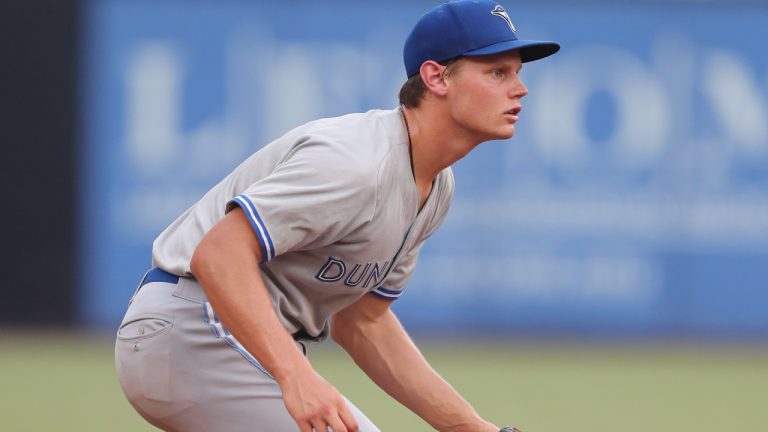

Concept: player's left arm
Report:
left=331, top=293, right=500, bottom=432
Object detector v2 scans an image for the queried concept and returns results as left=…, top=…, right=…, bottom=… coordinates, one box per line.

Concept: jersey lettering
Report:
left=315, top=257, right=390, bottom=288
left=315, top=257, right=346, bottom=282
left=363, top=261, right=390, bottom=288
left=344, top=263, right=371, bottom=287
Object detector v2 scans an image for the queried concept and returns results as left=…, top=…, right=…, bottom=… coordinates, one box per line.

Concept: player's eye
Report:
left=491, top=69, right=505, bottom=79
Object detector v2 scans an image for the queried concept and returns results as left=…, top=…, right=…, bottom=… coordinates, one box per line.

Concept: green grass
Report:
left=1, top=332, right=767, bottom=431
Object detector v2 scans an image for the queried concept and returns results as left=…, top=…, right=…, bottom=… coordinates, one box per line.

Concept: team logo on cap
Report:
left=491, top=5, right=516, bottom=33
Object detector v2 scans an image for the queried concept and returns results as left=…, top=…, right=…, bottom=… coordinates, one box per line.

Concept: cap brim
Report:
left=464, top=39, right=560, bottom=63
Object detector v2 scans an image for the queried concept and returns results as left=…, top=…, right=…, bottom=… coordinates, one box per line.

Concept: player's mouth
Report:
left=504, top=107, right=522, bottom=123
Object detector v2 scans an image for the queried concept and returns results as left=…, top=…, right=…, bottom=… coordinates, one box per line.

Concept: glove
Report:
left=499, top=427, right=522, bottom=432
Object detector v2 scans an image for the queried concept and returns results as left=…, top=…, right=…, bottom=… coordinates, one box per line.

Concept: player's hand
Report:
left=441, top=420, right=504, bottom=432
left=279, top=365, right=359, bottom=432
left=473, top=423, right=517, bottom=432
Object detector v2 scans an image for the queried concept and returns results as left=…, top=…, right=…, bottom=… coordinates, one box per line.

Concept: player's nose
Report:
left=509, top=77, right=528, bottom=99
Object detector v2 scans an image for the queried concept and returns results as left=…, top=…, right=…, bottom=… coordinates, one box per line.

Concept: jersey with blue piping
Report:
left=152, top=109, right=454, bottom=341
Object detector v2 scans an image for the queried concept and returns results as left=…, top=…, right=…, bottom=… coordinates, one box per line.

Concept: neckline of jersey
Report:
left=399, top=105, right=417, bottom=183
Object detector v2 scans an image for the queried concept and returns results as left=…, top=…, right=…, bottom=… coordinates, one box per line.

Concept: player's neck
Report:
left=402, top=104, right=481, bottom=183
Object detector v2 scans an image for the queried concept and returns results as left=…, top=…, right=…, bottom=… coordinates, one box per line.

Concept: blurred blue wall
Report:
left=80, top=0, right=768, bottom=337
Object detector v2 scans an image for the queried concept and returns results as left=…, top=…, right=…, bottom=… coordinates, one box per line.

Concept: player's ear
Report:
left=419, top=60, right=449, bottom=97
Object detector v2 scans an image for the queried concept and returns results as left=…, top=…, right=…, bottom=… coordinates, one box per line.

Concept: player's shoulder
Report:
left=261, top=110, right=398, bottom=192
left=303, top=109, right=401, bottom=147
left=298, top=108, right=403, bottom=169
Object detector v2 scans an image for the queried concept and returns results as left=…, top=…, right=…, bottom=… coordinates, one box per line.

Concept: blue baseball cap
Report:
left=404, top=0, right=560, bottom=77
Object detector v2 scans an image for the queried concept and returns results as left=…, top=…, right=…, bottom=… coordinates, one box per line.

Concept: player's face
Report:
left=445, top=50, right=528, bottom=141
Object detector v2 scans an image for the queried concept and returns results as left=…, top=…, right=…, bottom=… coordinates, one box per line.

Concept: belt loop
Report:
left=129, top=268, right=152, bottom=305
left=171, top=277, right=207, bottom=304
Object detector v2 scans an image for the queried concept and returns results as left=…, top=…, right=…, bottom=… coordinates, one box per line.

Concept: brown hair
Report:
left=398, top=57, right=461, bottom=108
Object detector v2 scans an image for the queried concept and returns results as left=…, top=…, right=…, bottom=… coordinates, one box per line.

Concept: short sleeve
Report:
left=226, top=138, right=376, bottom=262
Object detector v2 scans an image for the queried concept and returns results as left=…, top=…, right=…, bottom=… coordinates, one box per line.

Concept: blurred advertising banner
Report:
left=81, top=0, right=768, bottom=337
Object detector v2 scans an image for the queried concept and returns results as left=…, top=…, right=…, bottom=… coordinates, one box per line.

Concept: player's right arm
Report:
left=332, top=293, right=499, bottom=432
left=190, top=207, right=358, bottom=432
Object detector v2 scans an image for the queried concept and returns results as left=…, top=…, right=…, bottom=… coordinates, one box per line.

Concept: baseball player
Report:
left=115, top=1, right=559, bottom=431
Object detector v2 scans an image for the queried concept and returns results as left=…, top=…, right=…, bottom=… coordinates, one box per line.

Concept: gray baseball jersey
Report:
left=152, top=108, right=454, bottom=340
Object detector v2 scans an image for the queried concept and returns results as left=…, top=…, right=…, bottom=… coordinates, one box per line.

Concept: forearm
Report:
left=191, top=209, right=359, bottom=431
left=334, top=307, right=495, bottom=432
left=190, top=245, right=309, bottom=382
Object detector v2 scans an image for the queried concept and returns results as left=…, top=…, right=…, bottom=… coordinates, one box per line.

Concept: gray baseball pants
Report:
left=115, top=273, right=381, bottom=432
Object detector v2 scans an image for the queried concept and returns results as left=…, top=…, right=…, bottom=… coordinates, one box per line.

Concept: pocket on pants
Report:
left=115, top=314, right=176, bottom=411
left=117, top=314, right=173, bottom=341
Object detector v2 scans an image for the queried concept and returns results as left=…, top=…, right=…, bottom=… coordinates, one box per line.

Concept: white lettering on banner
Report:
left=116, top=29, right=768, bottom=253
left=702, top=50, right=768, bottom=156
left=125, top=41, right=249, bottom=178
left=126, top=43, right=182, bottom=172
left=258, top=44, right=324, bottom=142
left=529, top=45, right=670, bottom=172
left=495, top=36, right=768, bottom=253
left=252, top=42, right=390, bottom=141
left=118, top=32, right=399, bottom=238
left=525, top=42, right=768, bottom=181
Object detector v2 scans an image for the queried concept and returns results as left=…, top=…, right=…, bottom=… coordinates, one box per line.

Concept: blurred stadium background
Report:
left=3, top=0, right=767, bottom=430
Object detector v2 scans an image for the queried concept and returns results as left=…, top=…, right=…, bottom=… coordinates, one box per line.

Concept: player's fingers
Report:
left=310, top=419, right=331, bottom=432
left=337, top=403, right=359, bottom=432
left=297, top=421, right=313, bottom=432
left=326, top=414, right=350, bottom=432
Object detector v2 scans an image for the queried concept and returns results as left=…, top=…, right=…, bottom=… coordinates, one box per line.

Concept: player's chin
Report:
left=494, top=125, right=516, bottom=140
left=474, top=123, right=515, bottom=142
